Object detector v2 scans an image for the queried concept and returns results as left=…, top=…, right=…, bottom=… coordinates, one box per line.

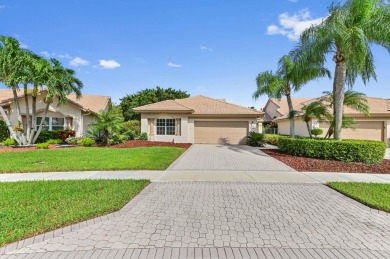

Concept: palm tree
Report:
left=91, top=110, right=123, bottom=146
left=253, top=55, right=330, bottom=138
left=293, top=0, right=390, bottom=140
left=301, top=101, right=331, bottom=138
left=321, top=90, right=369, bottom=138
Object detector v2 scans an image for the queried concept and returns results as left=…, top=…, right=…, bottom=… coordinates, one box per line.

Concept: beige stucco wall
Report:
left=264, top=101, right=281, bottom=121
left=140, top=113, right=259, bottom=144
left=277, top=119, right=312, bottom=137
left=4, top=94, right=95, bottom=137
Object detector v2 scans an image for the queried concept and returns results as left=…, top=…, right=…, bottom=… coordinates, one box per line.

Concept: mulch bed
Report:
left=112, top=140, right=192, bottom=149
left=0, top=145, right=57, bottom=153
left=262, top=149, right=390, bottom=174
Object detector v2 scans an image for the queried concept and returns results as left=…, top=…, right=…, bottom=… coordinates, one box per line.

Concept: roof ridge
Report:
left=194, top=95, right=261, bottom=114
left=170, top=99, right=194, bottom=111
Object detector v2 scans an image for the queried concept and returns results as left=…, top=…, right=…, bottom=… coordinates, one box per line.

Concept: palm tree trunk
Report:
left=0, top=106, right=20, bottom=144
left=285, top=85, right=295, bottom=138
left=30, top=85, right=38, bottom=143
left=105, top=129, right=109, bottom=146
left=32, top=102, right=50, bottom=143
left=333, top=49, right=346, bottom=141
left=12, top=87, right=26, bottom=145
left=23, top=84, right=31, bottom=144
left=306, top=121, right=312, bottom=138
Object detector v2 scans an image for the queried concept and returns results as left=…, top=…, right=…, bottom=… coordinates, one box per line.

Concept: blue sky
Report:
left=1, top=0, right=389, bottom=109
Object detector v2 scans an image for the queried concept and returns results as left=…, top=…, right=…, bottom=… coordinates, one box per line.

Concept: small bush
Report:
left=247, top=132, right=265, bottom=147
left=122, top=120, right=141, bottom=135
left=36, top=131, right=58, bottom=143
left=135, top=132, right=148, bottom=141
left=311, top=128, right=323, bottom=137
left=57, top=130, right=76, bottom=142
left=264, top=134, right=281, bottom=145
left=79, top=138, right=96, bottom=147
left=36, top=143, right=49, bottom=149
left=46, top=139, right=63, bottom=145
left=0, top=120, right=9, bottom=142
left=2, top=138, right=16, bottom=146
left=65, top=137, right=80, bottom=145
left=278, top=137, right=386, bottom=164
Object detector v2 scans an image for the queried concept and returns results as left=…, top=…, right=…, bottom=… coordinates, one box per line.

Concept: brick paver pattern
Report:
left=168, top=145, right=294, bottom=171
left=4, top=182, right=390, bottom=258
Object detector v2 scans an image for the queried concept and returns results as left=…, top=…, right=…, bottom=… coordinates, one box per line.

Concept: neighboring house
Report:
left=133, top=95, right=263, bottom=145
left=262, top=97, right=390, bottom=146
left=0, top=89, right=111, bottom=137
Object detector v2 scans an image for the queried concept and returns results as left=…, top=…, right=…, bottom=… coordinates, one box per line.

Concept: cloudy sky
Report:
left=0, top=0, right=389, bottom=109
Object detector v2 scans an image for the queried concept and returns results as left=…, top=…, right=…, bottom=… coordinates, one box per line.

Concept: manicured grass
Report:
left=0, top=179, right=149, bottom=246
left=328, top=182, right=390, bottom=212
left=0, top=147, right=185, bottom=173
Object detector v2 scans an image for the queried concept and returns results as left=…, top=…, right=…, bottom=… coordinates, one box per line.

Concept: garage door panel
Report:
left=195, top=121, right=248, bottom=145
left=319, top=121, right=383, bottom=141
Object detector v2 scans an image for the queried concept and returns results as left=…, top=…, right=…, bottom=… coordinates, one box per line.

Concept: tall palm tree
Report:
left=301, top=101, right=331, bottom=138
left=253, top=55, right=330, bottom=138
left=292, top=0, right=390, bottom=140
left=33, top=59, right=83, bottom=143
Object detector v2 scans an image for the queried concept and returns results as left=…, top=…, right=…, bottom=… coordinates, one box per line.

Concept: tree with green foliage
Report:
left=292, top=0, right=390, bottom=140
left=90, top=109, right=123, bottom=146
left=301, top=101, right=331, bottom=138
left=253, top=55, right=330, bottom=138
left=0, top=35, right=83, bottom=145
left=120, top=86, right=190, bottom=120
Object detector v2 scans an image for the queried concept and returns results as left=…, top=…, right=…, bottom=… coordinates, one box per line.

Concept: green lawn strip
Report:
left=0, top=179, right=150, bottom=246
left=327, top=182, right=390, bottom=212
left=0, top=147, right=185, bottom=173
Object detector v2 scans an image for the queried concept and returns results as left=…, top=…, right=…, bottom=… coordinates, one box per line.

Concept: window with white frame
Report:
left=156, top=119, right=175, bottom=135
left=36, top=117, right=65, bottom=131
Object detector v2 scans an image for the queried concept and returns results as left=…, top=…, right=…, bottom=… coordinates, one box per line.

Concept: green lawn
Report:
left=0, top=179, right=149, bottom=246
left=0, top=147, right=185, bottom=173
left=328, top=182, right=390, bottom=212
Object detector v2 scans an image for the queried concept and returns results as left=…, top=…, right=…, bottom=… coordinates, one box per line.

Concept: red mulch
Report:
left=262, top=149, right=390, bottom=174
left=112, top=140, right=192, bottom=149
left=0, top=145, right=58, bottom=153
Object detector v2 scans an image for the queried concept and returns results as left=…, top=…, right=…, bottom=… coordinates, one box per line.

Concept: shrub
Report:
left=36, top=130, right=58, bottom=143
left=247, top=132, right=265, bottom=147
left=2, top=138, right=16, bottom=146
left=311, top=128, right=323, bottom=137
left=65, top=137, right=80, bottom=145
left=46, top=139, right=63, bottom=145
left=135, top=132, right=148, bottom=141
left=0, top=120, right=9, bottom=142
left=123, top=130, right=136, bottom=141
left=264, top=134, right=281, bottom=145
left=278, top=137, right=386, bottom=164
left=79, top=137, right=96, bottom=147
left=122, top=120, right=141, bottom=135
left=57, top=130, right=76, bottom=142
left=36, top=143, right=49, bottom=149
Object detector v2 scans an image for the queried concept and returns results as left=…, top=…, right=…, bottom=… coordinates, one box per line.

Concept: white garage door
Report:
left=194, top=121, right=248, bottom=145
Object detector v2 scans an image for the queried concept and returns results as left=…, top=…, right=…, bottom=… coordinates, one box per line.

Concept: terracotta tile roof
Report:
left=0, top=89, right=110, bottom=114
left=269, top=96, right=390, bottom=120
left=133, top=95, right=263, bottom=116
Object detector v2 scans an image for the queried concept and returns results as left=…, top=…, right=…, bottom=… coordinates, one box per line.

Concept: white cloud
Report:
left=40, top=51, right=56, bottom=58
left=267, top=8, right=325, bottom=41
left=167, top=62, right=182, bottom=68
left=69, top=57, right=89, bottom=66
left=58, top=53, right=72, bottom=59
left=20, top=42, right=28, bottom=49
left=99, top=59, right=121, bottom=69
left=200, top=46, right=213, bottom=52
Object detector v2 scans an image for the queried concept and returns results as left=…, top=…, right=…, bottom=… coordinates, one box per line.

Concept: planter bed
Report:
left=112, top=140, right=192, bottom=149
left=262, top=149, right=390, bottom=174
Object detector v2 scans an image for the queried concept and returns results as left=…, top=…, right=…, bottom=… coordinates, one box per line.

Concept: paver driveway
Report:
left=3, top=182, right=390, bottom=258
left=168, top=145, right=294, bottom=171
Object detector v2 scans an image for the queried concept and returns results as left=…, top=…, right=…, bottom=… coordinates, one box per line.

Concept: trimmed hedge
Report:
left=278, top=137, right=386, bottom=164
left=264, top=134, right=281, bottom=145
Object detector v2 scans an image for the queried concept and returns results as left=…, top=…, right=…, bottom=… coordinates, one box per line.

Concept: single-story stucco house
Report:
left=262, top=97, right=390, bottom=146
left=133, top=95, right=263, bottom=145
left=0, top=89, right=111, bottom=136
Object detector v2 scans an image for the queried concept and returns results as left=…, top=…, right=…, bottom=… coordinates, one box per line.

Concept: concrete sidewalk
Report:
left=1, top=170, right=390, bottom=183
